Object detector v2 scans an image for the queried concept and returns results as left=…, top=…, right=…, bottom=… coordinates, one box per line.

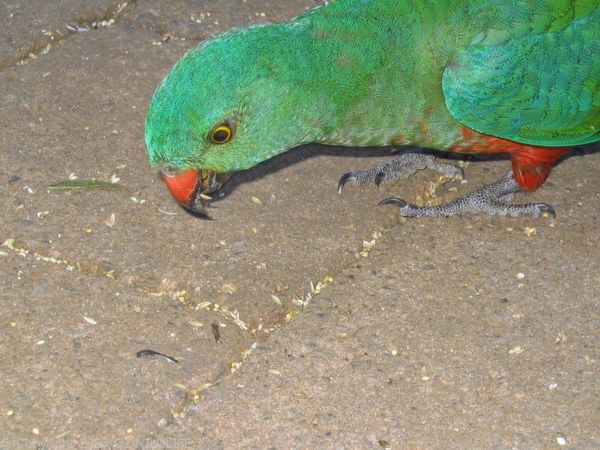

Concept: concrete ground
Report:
left=0, top=1, right=598, bottom=448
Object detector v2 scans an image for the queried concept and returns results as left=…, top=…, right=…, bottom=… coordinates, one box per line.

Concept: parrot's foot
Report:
left=338, top=150, right=463, bottom=194
left=379, top=172, right=555, bottom=218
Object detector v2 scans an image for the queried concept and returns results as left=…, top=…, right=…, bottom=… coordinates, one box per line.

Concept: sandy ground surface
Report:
left=1, top=1, right=598, bottom=448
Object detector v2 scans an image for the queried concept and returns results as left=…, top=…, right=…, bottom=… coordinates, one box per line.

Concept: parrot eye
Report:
left=210, top=123, right=233, bottom=144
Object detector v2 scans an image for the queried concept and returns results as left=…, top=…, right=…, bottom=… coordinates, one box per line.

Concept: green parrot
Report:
left=145, top=0, right=600, bottom=219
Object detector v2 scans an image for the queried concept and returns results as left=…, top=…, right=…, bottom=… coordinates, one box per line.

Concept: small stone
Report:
left=556, top=436, right=566, bottom=446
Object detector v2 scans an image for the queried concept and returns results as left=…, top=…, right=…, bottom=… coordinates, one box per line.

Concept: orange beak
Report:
left=161, top=169, right=231, bottom=218
left=162, top=169, right=199, bottom=206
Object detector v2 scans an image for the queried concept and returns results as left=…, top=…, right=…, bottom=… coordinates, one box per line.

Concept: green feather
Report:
left=145, top=0, right=600, bottom=174
left=443, top=5, right=600, bottom=146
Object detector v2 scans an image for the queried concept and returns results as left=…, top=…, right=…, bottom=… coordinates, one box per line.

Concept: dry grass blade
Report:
left=48, top=179, right=125, bottom=190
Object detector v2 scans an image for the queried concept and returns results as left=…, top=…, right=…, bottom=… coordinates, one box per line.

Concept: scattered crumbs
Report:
left=391, top=349, right=398, bottom=356
left=268, top=369, right=281, bottom=376
left=36, top=340, right=45, bottom=345
left=157, top=418, right=167, bottom=428
left=509, top=346, right=524, bottom=355
left=126, top=428, right=133, bottom=434
left=158, top=208, right=178, bottom=216
left=555, top=333, right=567, bottom=343
left=251, top=227, right=258, bottom=234
left=286, top=310, right=299, bottom=322
left=219, top=283, right=237, bottom=294
left=110, top=174, right=120, bottom=184
left=188, top=320, right=204, bottom=328
left=549, top=383, right=558, bottom=390
left=421, top=376, right=431, bottom=381
left=32, top=428, right=39, bottom=435
left=523, top=227, right=537, bottom=237
left=116, top=164, right=127, bottom=170
left=104, top=213, right=116, bottom=228
left=173, top=383, right=187, bottom=390
left=271, top=294, right=282, bottom=306
left=83, top=316, right=97, bottom=325
left=251, top=196, right=263, bottom=206
left=196, top=301, right=212, bottom=310
left=556, top=436, right=566, bottom=446
left=7, top=410, right=14, bottom=417
left=517, top=272, right=525, bottom=280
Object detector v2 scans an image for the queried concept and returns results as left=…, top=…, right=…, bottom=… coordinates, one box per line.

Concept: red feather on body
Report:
left=451, top=127, right=570, bottom=192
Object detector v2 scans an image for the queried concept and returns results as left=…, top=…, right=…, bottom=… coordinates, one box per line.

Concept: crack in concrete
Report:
left=2, top=222, right=391, bottom=428
left=1, top=237, right=116, bottom=278
left=1, top=1, right=131, bottom=71
left=173, top=227, right=388, bottom=420
left=1, top=237, right=257, bottom=337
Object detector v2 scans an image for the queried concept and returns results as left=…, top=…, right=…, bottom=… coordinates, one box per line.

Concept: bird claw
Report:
left=337, top=172, right=355, bottom=194
left=338, top=151, right=463, bottom=195
left=377, top=172, right=557, bottom=218
left=378, top=197, right=407, bottom=208
left=374, top=172, right=386, bottom=190
left=533, top=203, right=556, bottom=219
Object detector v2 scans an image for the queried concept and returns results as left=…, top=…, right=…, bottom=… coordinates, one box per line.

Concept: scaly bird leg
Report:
left=337, top=150, right=463, bottom=193
left=379, top=172, right=555, bottom=218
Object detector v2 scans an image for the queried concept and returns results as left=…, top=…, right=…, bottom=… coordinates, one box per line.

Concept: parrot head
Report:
left=145, top=24, right=318, bottom=217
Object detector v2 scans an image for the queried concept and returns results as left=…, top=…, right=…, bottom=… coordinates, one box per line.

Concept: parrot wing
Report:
left=442, top=5, right=600, bottom=147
